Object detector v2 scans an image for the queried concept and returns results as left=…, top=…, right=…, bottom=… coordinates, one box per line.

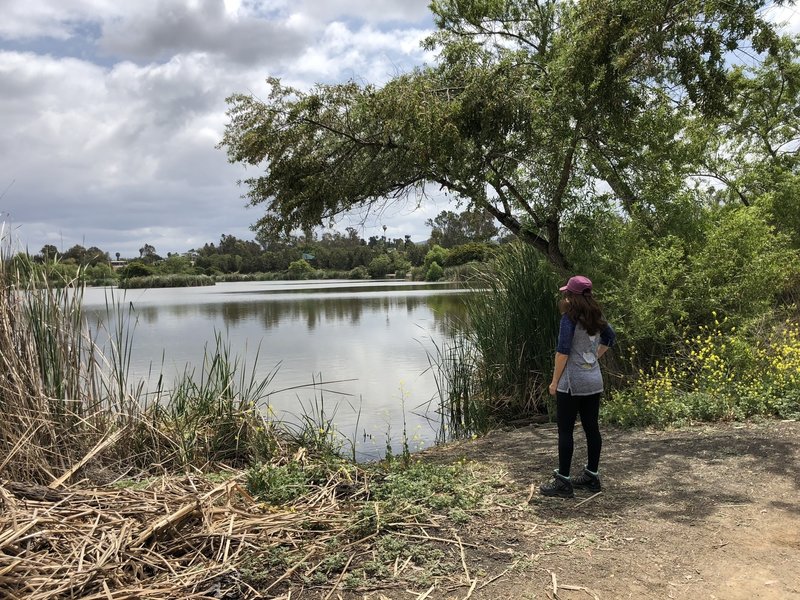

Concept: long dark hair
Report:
left=559, top=291, right=607, bottom=335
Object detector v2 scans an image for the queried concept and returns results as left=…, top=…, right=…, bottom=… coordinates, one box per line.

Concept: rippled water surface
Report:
left=81, top=280, right=470, bottom=457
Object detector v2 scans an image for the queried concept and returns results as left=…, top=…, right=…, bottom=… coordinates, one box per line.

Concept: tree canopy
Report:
left=220, top=0, right=788, bottom=269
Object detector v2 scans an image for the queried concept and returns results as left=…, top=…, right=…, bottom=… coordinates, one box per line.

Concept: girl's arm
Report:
left=550, top=314, right=575, bottom=395
left=549, top=352, right=568, bottom=396
left=597, top=323, right=616, bottom=359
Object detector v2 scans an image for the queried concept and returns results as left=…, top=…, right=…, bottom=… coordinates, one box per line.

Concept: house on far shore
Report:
left=109, top=260, right=128, bottom=270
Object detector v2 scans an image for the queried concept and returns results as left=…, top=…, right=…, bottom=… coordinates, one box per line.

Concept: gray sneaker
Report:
left=539, top=470, right=574, bottom=498
left=571, top=467, right=601, bottom=492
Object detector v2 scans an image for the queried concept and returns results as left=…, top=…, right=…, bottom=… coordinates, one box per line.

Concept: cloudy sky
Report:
left=2, top=2, right=799, bottom=259
left=0, top=0, right=446, bottom=258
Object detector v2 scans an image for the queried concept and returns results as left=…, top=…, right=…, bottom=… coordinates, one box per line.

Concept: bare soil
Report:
left=350, top=419, right=800, bottom=600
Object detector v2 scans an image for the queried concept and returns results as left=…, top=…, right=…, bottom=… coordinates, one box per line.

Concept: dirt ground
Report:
left=349, top=419, right=800, bottom=600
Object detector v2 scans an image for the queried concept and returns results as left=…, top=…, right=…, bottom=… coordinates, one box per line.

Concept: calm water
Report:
left=80, top=280, right=469, bottom=457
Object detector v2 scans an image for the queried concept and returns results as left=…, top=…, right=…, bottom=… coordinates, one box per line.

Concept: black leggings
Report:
left=556, top=391, right=602, bottom=476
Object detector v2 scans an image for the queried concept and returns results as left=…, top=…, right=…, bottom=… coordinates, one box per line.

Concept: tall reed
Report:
left=467, top=243, right=560, bottom=416
left=0, top=245, right=299, bottom=482
left=426, top=333, right=488, bottom=440
left=0, top=252, right=112, bottom=481
left=431, top=243, right=560, bottom=430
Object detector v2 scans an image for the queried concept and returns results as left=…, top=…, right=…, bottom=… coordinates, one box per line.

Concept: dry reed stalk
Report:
left=0, top=475, right=352, bottom=599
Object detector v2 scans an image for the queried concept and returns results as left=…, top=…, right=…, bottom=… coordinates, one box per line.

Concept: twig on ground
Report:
left=413, top=584, right=435, bottom=599
left=324, top=553, right=355, bottom=600
left=549, top=569, right=559, bottom=598
left=478, top=556, right=525, bottom=590
left=394, top=532, right=480, bottom=547
left=463, top=577, right=478, bottom=600
left=560, top=583, right=601, bottom=599
left=573, top=492, right=603, bottom=508
left=456, top=533, right=471, bottom=582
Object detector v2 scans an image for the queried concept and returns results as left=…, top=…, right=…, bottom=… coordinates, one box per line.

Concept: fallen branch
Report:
left=573, top=492, right=603, bottom=508
left=560, top=584, right=601, bottom=599
left=49, top=430, right=124, bottom=489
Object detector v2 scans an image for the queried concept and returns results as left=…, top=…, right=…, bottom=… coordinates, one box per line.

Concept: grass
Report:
left=0, top=232, right=521, bottom=597
left=428, top=243, right=561, bottom=433
left=120, top=274, right=216, bottom=288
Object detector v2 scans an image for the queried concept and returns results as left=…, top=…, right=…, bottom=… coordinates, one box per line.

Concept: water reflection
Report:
left=80, top=281, right=471, bottom=456
left=111, top=292, right=468, bottom=334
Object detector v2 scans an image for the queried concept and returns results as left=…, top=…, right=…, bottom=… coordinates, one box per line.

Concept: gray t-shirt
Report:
left=556, top=315, right=615, bottom=396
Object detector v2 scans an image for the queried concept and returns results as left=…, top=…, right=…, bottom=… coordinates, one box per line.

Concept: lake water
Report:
left=80, top=280, right=469, bottom=458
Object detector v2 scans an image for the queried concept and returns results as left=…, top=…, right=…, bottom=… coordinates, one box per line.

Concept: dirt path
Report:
left=402, top=420, right=800, bottom=600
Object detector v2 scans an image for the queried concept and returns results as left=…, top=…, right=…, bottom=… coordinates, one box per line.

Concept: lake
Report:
left=80, top=280, right=470, bottom=458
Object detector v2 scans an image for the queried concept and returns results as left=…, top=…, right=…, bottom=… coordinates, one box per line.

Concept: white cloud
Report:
left=296, top=0, right=431, bottom=24
left=0, top=0, right=445, bottom=256
left=98, top=1, right=312, bottom=65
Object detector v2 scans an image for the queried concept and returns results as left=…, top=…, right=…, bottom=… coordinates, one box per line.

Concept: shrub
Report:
left=120, top=274, right=215, bottom=288
left=348, top=266, right=369, bottom=279
left=423, top=245, right=449, bottom=270
left=444, top=242, right=491, bottom=267
left=367, top=254, right=392, bottom=278
left=425, top=261, right=444, bottom=281
left=120, top=261, right=154, bottom=279
left=287, top=259, right=314, bottom=278
left=604, top=316, right=800, bottom=426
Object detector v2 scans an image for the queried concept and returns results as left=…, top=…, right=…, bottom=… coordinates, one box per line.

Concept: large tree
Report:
left=693, top=34, right=800, bottom=246
left=221, top=0, right=784, bottom=269
left=426, top=208, right=499, bottom=247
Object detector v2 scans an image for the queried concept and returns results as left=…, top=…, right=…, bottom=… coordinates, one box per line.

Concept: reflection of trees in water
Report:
left=425, top=293, right=470, bottom=335
left=211, top=296, right=416, bottom=331
left=84, top=292, right=472, bottom=336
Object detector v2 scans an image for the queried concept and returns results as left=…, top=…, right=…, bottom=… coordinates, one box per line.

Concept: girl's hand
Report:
left=548, top=382, right=558, bottom=396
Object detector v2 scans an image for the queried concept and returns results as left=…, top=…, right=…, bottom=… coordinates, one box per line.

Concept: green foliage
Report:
left=154, top=333, right=281, bottom=467
left=367, top=254, right=392, bottom=278
left=608, top=207, right=799, bottom=358
left=431, top=243, right=560, bottom=425
left=82, top=262, right=116, bottom=283
left=686, top=207, right=797, bottom=319
left=348, top=265, right=369, bottom=279
left=120, top=261, right=154, bottom=279
left=465, top=243, right=561, bottom=415
left=287, top=258, right=314, bottom=278
left=425, top=261, right=444, bottom=282
left=424, top=245, right=449, bottom=269
left=371, top=459, right=485, bottom=513
left=605, top=317, right=800, bottom=426
left=246, top=462, right=315, bottom=504
left=222, top=0, right=782, bottom=269
left=120, top=274, right=215, bottom=289
left=443, top=242, right=492, bottom=267
left=158, top=254, right=195, bottom=275
left=426, top=209, right=498, bottom=247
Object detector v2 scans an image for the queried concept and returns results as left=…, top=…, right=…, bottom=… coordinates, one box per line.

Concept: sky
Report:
left=0, top=0, right=445, bottom=258
left=1, top=1, right=799, bottom=259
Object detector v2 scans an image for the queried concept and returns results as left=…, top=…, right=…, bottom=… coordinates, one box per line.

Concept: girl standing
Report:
left=540, top=275, right=616, bottom=498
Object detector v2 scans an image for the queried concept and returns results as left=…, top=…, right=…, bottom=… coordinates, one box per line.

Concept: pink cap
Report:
left=559, top=275, right=592, bottom=294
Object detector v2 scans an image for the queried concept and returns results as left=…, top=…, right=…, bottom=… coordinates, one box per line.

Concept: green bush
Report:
left=120, top=274, right=215, bottom=288
left=120, top=261, right=155, bottom=279
left=425, top=261, right=444, bottom=281
left=348, top=266, right=369, bottom=279
left=444, top=242, right=491, bottom=267
left=424, top=245, right=449, bottom=270
left=367, top=254, right=392, bottom=278
left=287, top=259, right=314, bottom=278
left=607, top=206, right=800, bottom=360
left=604, top=317, right=800, bottom=426
left=246, top=462, right=314, bottom=504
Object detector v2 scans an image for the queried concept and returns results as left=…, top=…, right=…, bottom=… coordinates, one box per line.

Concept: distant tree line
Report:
left=20, top=208, right=502, bottom=284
